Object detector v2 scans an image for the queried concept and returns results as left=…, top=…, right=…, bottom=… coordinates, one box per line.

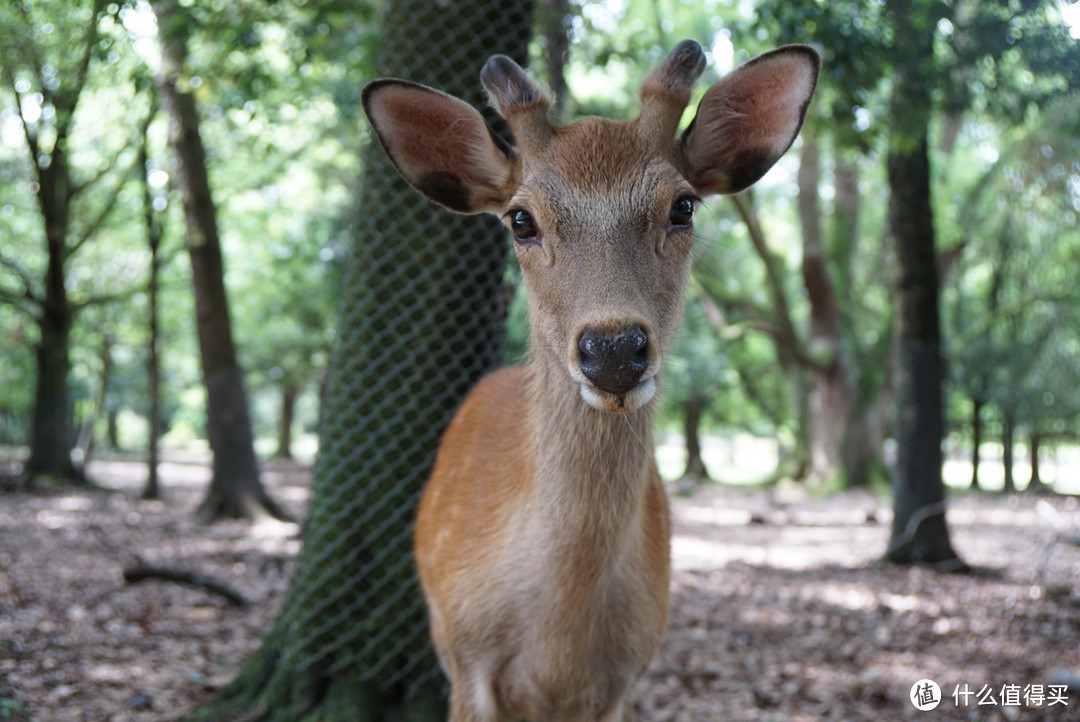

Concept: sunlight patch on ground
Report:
left=943, top=444, right=1080, bottom=494
left=655, top=432, right=780, bottom=483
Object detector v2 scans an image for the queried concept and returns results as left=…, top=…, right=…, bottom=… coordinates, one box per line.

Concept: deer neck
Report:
left=524, top=356, right=657, bottom=542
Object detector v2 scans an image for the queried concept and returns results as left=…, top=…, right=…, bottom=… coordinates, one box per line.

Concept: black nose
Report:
left=577, top=324, right=650, bottom=395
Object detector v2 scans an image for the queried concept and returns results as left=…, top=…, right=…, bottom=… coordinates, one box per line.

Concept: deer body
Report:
left=363, top=41, right=818, bottom=721
left=418, top=364, right=668, bottom=719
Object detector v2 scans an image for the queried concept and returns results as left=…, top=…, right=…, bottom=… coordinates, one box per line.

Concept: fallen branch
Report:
left=123, top=565, right=252, bottom=608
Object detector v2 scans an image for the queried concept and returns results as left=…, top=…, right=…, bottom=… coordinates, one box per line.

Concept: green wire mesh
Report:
left=276, top=0, right=534, bottom=696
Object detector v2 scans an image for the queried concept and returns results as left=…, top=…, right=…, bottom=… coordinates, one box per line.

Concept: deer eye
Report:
left=669, top=196, right=696, bottom=229
left=508, top=209, right=539, bottom=244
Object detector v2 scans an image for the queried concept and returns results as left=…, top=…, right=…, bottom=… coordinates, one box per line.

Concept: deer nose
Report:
left=577, top=324, right=650, bottom=396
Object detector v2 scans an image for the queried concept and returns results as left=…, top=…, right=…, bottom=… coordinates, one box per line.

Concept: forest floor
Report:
left=1, top=455, right=1079, bottom=721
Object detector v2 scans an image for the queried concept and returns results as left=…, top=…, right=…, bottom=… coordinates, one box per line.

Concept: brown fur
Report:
left=362, top=41, right=819, bottom=721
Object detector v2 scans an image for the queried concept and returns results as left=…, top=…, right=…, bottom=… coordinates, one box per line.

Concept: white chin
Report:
left=579, top=376, right=656, bottom=413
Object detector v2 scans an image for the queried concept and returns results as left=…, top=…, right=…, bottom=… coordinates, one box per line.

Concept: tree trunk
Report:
left=274, top=384, right=298, bottom=460
left=152, top=0, right=287, bottom=522
left=27, top=298, right=80, bottom=482
left=24, top=102, right=82, bottom=482
left=73, top=327, right=112, bottom=470
left=798, top=131, right=855, bottom=486
left=729, top=193, right=812, bottom=481
left=808, top=366, right=855, bottom=484
left=26, top=185, right=82, bottom=483
left=540, top=0, right=572, bottom=121
left=970, top=395, right=983, bottom=489
left=195, top=1, right=534, bottom=718
left=1001, top=411, right=1015, bottom=493
left=830, top=153, right=861, bottom=289
left=1028, top=430, right=1041, bottom=490
left=8, top=2, right=111, bottom=486
left=682, top=395, right=709, bottom=481
left=142, top=111, right=163, bottom=501
left=106, top=408, right=121, bottom=451
left=882, top=11, right=961, bottom=567
left=144, top=235, right=162, bottom=500
left=831, top=152, right=891, bottom=489
left=841, top=405, right=885, bottom=488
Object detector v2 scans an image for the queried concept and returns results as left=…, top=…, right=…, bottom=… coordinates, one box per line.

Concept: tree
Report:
left=537, top=0, right=573, bottom=121
left=194, top=0, right=533, bottom=718
left=229, top=201, right=342, bottom=462
left=883, top=0, right=1078, bottom=557
left=652, top=3, right=895, bottom=490
left=881, top=0, right=959, bottom=565
left=151, top=0, right=289, bottom=522
left=0, top=0, right=137, bottom=483
left=750, top=0, right=1079, bottom=561
left=664, top=296, right=734, bottom=483
left=945, top=97, right=1080, bottom=491
left=137, top=92, right=166, bottom=499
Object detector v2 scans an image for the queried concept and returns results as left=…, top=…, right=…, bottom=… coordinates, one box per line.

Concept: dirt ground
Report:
left=1, top=456, right=1078, bottom=721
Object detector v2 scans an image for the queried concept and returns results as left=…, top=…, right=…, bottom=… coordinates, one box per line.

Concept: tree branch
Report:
left=212, top=141, right=316, bottom=207
left=953, top=289, right=1075, bottom=352
left=69, top=97, right=158, bottom=258
left=67, top=171, right=131, bottom=259
left=0, top=255, right=41, bottom=303
left=0, top=254, right=42, bottom=318
left=70, top=158, right=119, bottom=199
left=728, top=194, right=831, bottom=373
left=6, top=74, right=43, bottom=179
left=73, top=286, right=140, bottom=311
left=68, top=0, right=112, bottom=113
left=0, top=286, right=42, bottom=319
left=694, top=287, right=782, bottom=342
left=11, top=3, right=49, bottom=101
left=693, top=278, right=766, bottom=324
left=43, top=0, right=116, bottom=151
left=123, top=565, right=253, bottom=608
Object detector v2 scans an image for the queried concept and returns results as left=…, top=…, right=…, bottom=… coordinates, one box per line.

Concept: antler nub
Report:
left=638, top=40, right=707, bottom=145
left=481, top=55, right=554, bottom=152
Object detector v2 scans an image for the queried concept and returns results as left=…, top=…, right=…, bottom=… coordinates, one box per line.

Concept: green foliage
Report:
left=0, top=0, right=1078, bottom=480
left=944, top=93, right=1080, bottom=444
left=686, top=203, right=799, bottom=438
left=0, top=0, right=368, bottom=450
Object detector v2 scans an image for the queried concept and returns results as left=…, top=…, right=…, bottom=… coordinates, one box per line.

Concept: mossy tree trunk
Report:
left=192, top=1, right=533, bottom=719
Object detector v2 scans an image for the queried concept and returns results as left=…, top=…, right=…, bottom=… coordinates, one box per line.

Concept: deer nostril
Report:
left=615, top=330, right=648, bottom=360
left=577, top=325, right=650, bottom=395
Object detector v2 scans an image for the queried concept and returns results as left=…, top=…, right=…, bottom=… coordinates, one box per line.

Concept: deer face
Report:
left=503, top=119, right=697, bottom=412
left=362, top=41, right=819, bottom=414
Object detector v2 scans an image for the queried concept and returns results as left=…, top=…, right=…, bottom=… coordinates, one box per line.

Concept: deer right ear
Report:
left=362, top=80, right=514, bottom=214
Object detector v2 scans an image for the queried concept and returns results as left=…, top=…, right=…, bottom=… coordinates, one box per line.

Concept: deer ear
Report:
left=682, top=45, right=819, bottom=196
left=362, top=79, right=514, bottom=214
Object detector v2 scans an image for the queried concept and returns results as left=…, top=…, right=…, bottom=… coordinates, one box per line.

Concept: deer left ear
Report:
left=682, top=45, right=820, bottom=196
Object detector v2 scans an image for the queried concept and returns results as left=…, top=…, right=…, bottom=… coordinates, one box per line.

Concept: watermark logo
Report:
left=909, top=679, right=1070, bottom=711
left=911, top=679, right=942, bottom=711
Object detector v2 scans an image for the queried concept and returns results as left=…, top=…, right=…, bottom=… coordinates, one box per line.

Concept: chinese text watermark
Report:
left=910, top=680, right=1070, bottom=711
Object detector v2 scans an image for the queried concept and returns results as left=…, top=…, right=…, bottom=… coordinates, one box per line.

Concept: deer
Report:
left=361, top=40, right=819, bottom=721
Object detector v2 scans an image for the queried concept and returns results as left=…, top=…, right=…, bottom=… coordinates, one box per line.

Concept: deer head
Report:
left=363, top=41, right=819, bottom=414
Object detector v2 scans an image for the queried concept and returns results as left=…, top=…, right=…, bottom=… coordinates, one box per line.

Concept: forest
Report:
left=1, top=0, right=1080, bottom=720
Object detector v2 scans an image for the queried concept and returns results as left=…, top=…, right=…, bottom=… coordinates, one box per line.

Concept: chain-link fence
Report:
left=269, top=0, right=537, bottom=700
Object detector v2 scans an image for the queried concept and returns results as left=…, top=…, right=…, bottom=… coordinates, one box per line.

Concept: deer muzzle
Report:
left=574, top=323, right=658, bottom=412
